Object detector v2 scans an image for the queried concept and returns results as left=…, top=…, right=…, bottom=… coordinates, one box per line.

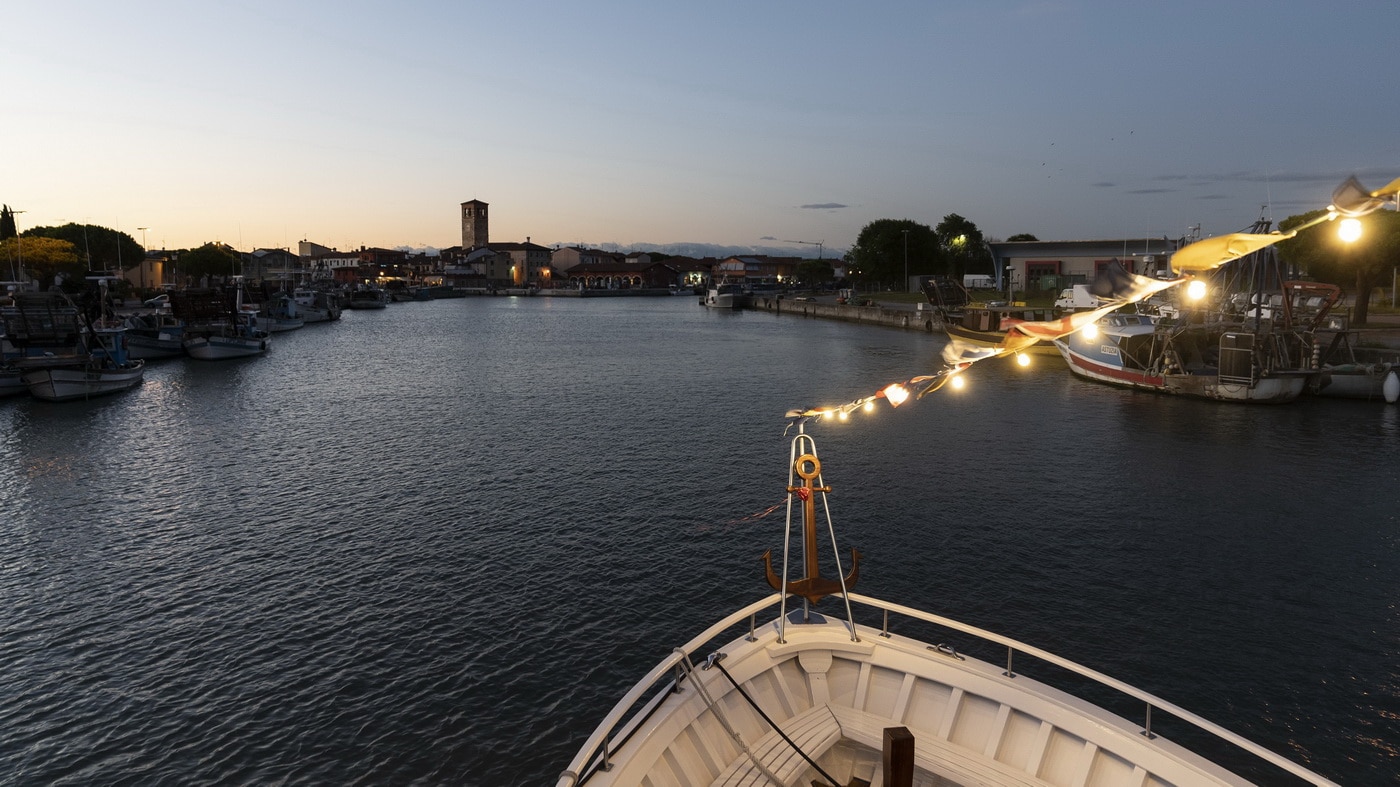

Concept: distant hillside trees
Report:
left=1006, top=233, right=1039, bottom=242
left=1278, top=208, right=1400, bottom=325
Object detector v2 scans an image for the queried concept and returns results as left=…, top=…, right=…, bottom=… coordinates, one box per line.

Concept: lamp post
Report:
left=137, top=227, right=148, bottom=289
left=8, top=209, right=25, bottom=281
left=901, top=230, right=909, bottom=292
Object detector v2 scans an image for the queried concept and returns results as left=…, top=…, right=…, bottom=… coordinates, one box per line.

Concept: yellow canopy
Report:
left=1169, top=231, right=1296, bottom=272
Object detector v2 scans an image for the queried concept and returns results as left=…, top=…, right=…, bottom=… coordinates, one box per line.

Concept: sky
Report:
left=5, top=1, right=1398, bottom=259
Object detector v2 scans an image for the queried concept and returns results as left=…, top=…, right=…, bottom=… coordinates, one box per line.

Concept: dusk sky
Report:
left=6, top=1, right=1398, bottom=258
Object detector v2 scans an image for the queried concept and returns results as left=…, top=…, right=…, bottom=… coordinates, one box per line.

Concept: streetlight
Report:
left=902, top=230, right=909, bottom=292
left=7, top=209, right=25, bottom=281
left=137, top=227, right=148, bottom=288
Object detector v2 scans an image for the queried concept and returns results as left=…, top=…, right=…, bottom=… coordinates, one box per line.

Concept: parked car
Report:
left=143, top=294, right=170, bottom=308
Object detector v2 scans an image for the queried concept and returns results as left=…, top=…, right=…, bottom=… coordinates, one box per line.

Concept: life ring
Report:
left=794, top=453, right=821, bottom=479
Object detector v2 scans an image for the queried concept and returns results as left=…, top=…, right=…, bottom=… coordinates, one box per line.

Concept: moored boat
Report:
left=558, top=429, right=1337, bottom=787
left=122, top=310, right=187, bottom=360
left=292, top=287, right=344, bottom=322
left=1308, top=329, right=1400, bottom=402
left=0, top=366, right=23, bottom=397
left=1054, top=227, right=1340, bottom=404
left=9, top=282, right=145, bottom=402
left=171, top=282, right=272, bottom=361
left=942, top=303, right=1063, bottom=355
left=255, top=293, right=306, bottom=332
left=703, top=281, right=748, bottom=310
left=1053, top=310, right=1316, bottom=402
left=182, top=327, right=270, bottom=360
left=348, top=286, right=390, bottom=309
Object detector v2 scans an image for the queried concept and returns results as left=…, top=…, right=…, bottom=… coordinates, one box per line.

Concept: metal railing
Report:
left=556, top=592, right=1338, bottom=787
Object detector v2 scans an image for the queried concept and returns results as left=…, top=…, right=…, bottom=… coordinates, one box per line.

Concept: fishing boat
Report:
left=122, top=310, right=187, bottom=360
left=1054, top=227, right=1340, bottom=404
left=558, top=429, right=1336, bottom=787
left=0, top=366, right=22, bottom=397
left=920, top=277, right=1060, bottom=356
left=292, top=287, right=344, bottom=322
left=703, top=281, right=748, bottom=310
left=21, top=320, right=146, bottom=401
left=171, top=283, right=271, bottom=361
left=941, top=303, right=1063, bottom=356
left=7, top=282, right=145, bottom=402
left=183, top=317, right=270, bottom=360
left=1308, top=329, right=1400, bottom=403
left=348, top=285, right=390, bottom=309
left=256, top=293, right=306, bottom=332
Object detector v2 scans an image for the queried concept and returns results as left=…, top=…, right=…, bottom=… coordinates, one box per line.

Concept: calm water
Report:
left=1, top=296, right=1396, bottom=785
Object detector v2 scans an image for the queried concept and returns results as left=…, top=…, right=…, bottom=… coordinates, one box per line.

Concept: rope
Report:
left=709, top=654, right=845, bottom=787
left=675, top=650, right=784, bottom=786
left=727, top=500, right=785, bottom=525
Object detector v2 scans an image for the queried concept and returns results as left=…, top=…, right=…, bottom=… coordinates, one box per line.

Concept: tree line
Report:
left=0, top=206, right=240, bottom=293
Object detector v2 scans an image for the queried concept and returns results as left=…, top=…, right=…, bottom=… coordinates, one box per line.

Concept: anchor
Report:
left=763, top=451, right=860, bottom=605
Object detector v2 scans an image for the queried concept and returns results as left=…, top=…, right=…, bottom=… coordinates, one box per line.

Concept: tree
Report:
left=935, top=214, right=989, bottom=281
left=795, top=258, right=835, bottom=286
left=0, top=236, right=82, bottom=288
left=0, top=205, right=16, bottom=241
left=1006, top=233, right=1039, bottom=242
left=22, top=223, right=144, bottom=272
left=1278, top=209, right=1400, bottom=326
left=847, top=219, right=940, bottom=289
left=179, top=242, right=243, bottom=283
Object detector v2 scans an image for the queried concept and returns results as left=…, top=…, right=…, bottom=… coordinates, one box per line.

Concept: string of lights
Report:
left=785, top=175, right=1400, bottom=428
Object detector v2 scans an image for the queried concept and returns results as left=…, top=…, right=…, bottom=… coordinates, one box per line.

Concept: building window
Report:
left=1025, top=261, right=1061, bottom=292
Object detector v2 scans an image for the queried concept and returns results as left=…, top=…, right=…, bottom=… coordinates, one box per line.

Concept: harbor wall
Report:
left=748, top=296, right=945, bottom=333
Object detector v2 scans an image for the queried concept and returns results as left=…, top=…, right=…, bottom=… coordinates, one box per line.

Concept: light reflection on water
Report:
left=1, top=296, right=1396, bottom=784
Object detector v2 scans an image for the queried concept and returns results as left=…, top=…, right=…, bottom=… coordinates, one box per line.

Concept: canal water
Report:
left=1, top=296, right=1396, bottom=784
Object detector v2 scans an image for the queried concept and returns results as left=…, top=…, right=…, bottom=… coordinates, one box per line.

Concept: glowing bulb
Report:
left=1339, top=217, right=1362, bottom=243
left=950, top=375, right=965, bottom=390
left=882, top=383, right=909, bottom=406
left=863, top=400, right=875, bottom=413
left=1016, top=353, right=1030, bottom=368
left=838, top=410, right=849, bottom=421
left=1082, top=323, right=1099, bottom=341
left=1186, top=279, right=1207, bottom=300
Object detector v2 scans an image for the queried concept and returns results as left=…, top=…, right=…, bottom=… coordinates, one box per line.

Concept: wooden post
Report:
left=883, top=726, right=914, bottom=787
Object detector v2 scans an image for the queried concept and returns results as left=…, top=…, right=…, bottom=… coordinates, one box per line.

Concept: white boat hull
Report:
left=561, top=594, right=1314, bottom=787
left=184, top=334, right=270, bottom=360
left=21, top=362, right=145, bottom=402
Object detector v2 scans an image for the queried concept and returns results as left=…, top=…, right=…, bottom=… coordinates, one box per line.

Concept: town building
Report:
left=565, top=260, right=681, bottom=290
left=712, top=255, right=803, bottom=286
left=988, top=238, right=1180, bottom=295
left=551, top=246, right=625, bottom=272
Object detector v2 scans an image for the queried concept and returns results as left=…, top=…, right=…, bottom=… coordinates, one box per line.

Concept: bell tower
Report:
left=461, top=200, right=489, bottom=249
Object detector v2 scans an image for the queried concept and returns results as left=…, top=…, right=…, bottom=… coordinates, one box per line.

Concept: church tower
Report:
left=461, top=200, right=489, bottom=249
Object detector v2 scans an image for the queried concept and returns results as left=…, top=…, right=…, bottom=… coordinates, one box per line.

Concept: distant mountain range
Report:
left=391, top=242, right=843, bottom=259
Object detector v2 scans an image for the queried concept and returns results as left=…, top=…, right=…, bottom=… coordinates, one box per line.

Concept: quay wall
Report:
left=748, top=296, right=946, bottom=333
